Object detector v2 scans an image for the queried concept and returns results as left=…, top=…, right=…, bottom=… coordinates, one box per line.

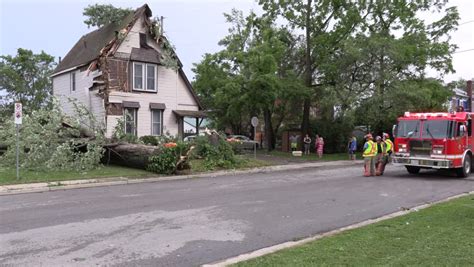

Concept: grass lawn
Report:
left=1, top=156, right=273, bottom=185
left=190, top=156, right=272, bottom=173
left=235, top=195, right=474, bottom=266
left=264, top=150, right=350, bottom=161
left=0, top=165, right=155, bottom=185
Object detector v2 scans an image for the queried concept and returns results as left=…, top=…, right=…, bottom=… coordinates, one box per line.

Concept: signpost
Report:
left=14, top=103, right=22, bottom=180
left=251, top=116, right=259, bottom=159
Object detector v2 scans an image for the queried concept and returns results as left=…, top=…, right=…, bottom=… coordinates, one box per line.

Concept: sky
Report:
left=0, top=0, right=473, bottom=83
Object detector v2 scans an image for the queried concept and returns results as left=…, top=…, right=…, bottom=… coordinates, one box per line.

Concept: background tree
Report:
left=83, top=4, right=132, bottom=28
left=258, top=0, right=369, bottom=144
left=341, top=0, right=458, bottom=134
left=193, top=10, right=307, bottom=150
left=0, top=48, right=56, bottom=117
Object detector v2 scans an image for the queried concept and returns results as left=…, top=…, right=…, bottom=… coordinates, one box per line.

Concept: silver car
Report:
left=227, top=135, right=259, bottom=149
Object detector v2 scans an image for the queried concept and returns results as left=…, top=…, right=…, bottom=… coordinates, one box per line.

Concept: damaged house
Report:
left=51, top=4, right=205, bottom=139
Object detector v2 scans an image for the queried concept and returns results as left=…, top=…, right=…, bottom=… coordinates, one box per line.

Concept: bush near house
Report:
left=146, top=141, right=191, bottom=175
left=191, top=135, right=242, bottom=170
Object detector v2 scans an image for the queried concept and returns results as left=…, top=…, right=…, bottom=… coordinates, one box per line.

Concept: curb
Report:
left=202, top=191, right=474, bottom=267
left=0, top=160, right=363, bottom=196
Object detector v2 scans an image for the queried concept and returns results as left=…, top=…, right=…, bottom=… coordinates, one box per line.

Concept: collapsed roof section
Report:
left=52, top=4, right=152, bottom=75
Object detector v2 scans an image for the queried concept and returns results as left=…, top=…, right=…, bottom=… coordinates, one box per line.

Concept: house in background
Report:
left=51, top=4, right=205, bottom=139
left=449, top=80, right=473, bottom=112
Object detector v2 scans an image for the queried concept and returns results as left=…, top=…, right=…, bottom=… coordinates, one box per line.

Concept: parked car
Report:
left=227, top=135, right=259, bottom=149
left=183, top=132, right=207, bottom=142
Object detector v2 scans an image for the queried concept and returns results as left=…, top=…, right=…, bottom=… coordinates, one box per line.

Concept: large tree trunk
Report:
left=264, top=108, right=275, bottom=151
left=104, top=143, right=163, bottom=169
left=301, top=0, right=313, bottom=146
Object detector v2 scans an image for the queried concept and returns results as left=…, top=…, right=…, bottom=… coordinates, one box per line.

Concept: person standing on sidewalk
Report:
left=348, top=136, right=357, bottom=160
left=303, top=134, right=312, bottom=155
left=362, top=134, right=377, bottom=176
left=316, top=136, right=324, bottom=158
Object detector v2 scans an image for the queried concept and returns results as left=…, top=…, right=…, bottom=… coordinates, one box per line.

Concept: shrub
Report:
left=147, top=147, right=177, bottom=175
left=192, top=134, right=241, bottom=170
left=146, top=141, right=191, bottom=174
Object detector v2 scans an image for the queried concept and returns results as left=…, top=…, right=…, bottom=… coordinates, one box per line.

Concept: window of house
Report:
left=133, top=63, right=144, bottom=90
left=124, top=108, right=138, bottom=135
left=151, top=109, right=163, bottom=135
left=133, top=62, right=157, bottom=92
left=71, top=72, right=76, bottom=92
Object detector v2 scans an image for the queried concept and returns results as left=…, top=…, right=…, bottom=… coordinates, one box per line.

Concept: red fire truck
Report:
left=392, top=111, right=473, bottom=177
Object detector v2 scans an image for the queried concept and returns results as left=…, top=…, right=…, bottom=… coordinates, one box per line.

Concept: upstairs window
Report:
left=133, top=62, right=157, bottom=92
left=133, top=63, right=143, bottom=90
left=70, top=72, right=76, bottom=92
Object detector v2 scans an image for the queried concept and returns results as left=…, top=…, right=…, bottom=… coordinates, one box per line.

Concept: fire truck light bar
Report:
left=404, top=112, right=451, bottom=118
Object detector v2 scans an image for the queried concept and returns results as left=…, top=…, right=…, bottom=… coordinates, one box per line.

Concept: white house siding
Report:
left=106, top=66, right=199, bottom=138
left=116, top=16, right=147, bottom=55
left=116, top=16, right=163, bottom=59
left=52, top=69, right=105, bottom=127
left=106, top=115, right=122, bottom=137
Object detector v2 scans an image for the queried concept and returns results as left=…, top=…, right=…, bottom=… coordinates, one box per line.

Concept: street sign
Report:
left=251, top=116, right=259, bottom=127
left=14, top=103, right=22, bottom=125
left=251, top=116, right=259, bottom=159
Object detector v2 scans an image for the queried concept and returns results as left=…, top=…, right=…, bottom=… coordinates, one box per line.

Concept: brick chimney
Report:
left=467, top=79, right=473, bottom=112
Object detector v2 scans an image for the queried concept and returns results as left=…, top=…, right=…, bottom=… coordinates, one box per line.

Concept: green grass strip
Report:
left=236, top=195, right=474, bottom=266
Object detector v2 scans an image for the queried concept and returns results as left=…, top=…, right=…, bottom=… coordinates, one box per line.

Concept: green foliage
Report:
left=193, top=10, right=307, bottom=148
left=194, top=1, right=458, bottom=152
left=0, top=48, right=56, bottom=117
left=311, top=118, right=354, bottom=154
left=111, top=116, right=139, bottom=143
left=192, top=135, right=240, bottom=170
left=146, top=141, right=191, bottom=175
left=147, top=148, right=177, bottom=175
left=82, top=4, right=132, bottom=28
left=139, top=135, right=159, bottom=146
left=0, top=99, right=105, bottom=172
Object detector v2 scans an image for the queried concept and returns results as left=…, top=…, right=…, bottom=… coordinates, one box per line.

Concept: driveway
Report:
left=1, top=165, right=473, bottom=266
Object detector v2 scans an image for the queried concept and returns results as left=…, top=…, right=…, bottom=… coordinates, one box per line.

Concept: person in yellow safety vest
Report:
left=375, top=136, right=387, bottom=176
left=362, top=133, right=377, bottom=176
left=380, top=132, right=394, bottom=175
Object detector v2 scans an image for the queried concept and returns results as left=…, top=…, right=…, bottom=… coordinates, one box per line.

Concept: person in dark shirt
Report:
left=375, top=136, right=387, bottom=176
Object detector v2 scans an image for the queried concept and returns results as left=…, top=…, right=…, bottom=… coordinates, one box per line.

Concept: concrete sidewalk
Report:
left=0, top=160, right=363, bottom=196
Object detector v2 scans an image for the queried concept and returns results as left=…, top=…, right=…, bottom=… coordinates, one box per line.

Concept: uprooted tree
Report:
left=0, top=100, right=105, bottom=172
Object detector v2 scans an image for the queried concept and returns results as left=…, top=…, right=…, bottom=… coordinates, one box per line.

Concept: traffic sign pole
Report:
left=16, top=124, right=19, bottom=180
left=14, top=103, right=22, bottom=180
left=251, top=117, right=259, bottom=159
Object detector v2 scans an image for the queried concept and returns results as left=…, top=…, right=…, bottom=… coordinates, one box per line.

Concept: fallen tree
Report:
left=104, top=143, right=163, bottom=169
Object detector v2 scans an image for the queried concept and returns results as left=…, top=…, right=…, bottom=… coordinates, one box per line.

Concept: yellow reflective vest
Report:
left=363, top=140, right=377, bottom=157
left=385, top=139, right=393, bottom=153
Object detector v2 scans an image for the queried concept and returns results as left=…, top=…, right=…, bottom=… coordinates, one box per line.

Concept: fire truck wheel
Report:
left=405, top=166, right=420, bottom=174
left=456, top=154, right=471, bottom=178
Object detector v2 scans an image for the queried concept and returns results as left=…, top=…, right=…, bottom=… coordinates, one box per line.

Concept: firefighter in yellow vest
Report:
left=363, top=134, right=378, bottom=176
left=375, top=136, right=387, bottom=176
left=382, top=132, right=393, bottom=167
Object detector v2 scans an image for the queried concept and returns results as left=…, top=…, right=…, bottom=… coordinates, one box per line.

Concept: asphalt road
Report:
left=1, top=165, right=474, bottom=266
